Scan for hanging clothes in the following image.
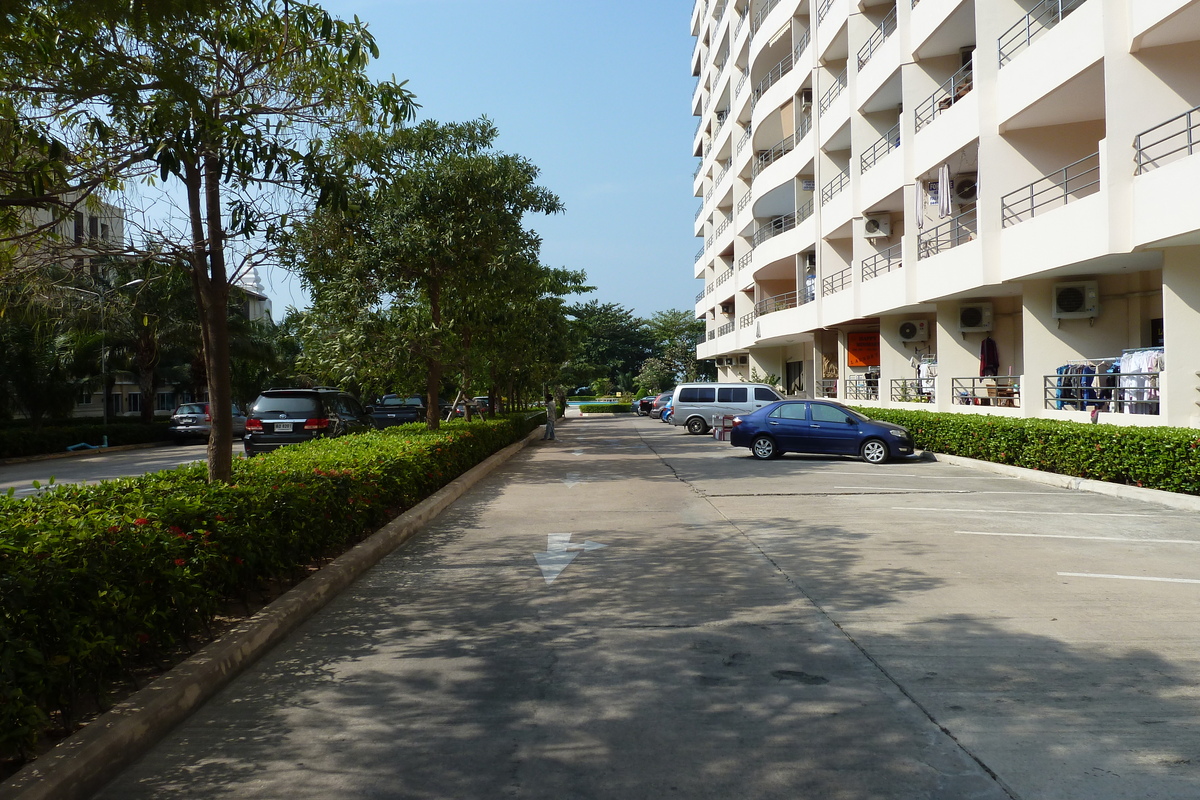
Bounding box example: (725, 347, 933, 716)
(937, 165, 952, 219)
(979, 336, 999, 377)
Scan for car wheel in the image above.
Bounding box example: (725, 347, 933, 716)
(860, 438, 889, 464)
(686, 417, 708, 435)
(751, 435, 778, 460)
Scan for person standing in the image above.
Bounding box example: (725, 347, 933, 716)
(542, 393, 556, 440)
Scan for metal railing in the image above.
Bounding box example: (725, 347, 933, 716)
(753, 128, 802, 177)
(737, 191, 753, 213)
(821, 266, 851, 296)
(715, 267, 733, 287)
(817, 0, 836, 25)
(914, 62, 973, 132)
(1001, 152, 1100, 227)
(736, 126, 752, 155)
(821, 170, 850, 205)
(818, 68, 848, 116)
(738, 251, 753, 270)
(696, 287, 706, 302)
(695, 203, 704, 220)
(751, 0, 781, 32)
(998, 0, 1087, 68)
(695, 246, 705, 263)
(891, 378, 934, 402)
(862, 244, 902, 280)
(861, 123, 900, 173)
(857, 6, 898, 70)
(817, 379, 838, 398)
(752, 211, 799, 246)
(717, 320, 736, 337)
(753, 42, 805, 109)
(917, 206, 977, 259)
(796, 111, 813, 142)
(714, 217, 731, 239)
(754, 289, 801, 316)
(1043, 372, 1160, 414)
(844, 378, 879, 401)
(953, 377, 1021, 407)
(739, 310, 757, 328)
(1135, 104, 1200, 175)
(707, 329, 716, 341)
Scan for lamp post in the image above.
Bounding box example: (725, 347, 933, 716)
(64, 278, 145, 447)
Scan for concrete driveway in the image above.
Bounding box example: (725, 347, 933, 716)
(91, 415, 1200, 799)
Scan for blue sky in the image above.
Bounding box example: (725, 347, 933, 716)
(261, 0, 699, 322)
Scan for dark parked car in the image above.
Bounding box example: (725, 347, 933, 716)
(636, 395, 655, 416)
(729, 400, 913, 463)
(168, 403, 247, 442)
(648, 390, 674, 419)
(244, 387, 374, 456)
(369, 394, 425, 427)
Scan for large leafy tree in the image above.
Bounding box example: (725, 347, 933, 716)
(3, 1, 416, 480)
(289, 119, 577, 428)
(563, 301, 654, 389)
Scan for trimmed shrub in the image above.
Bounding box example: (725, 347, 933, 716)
(578, 403, 632, 413)
(851, 407, 1200, 495)
(0, 414, 541, 759)
(567, 395, 597, 403)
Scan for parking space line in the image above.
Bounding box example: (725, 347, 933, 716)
(1058, 572, 1200, 585)
(900, 506, 1164, 517)
(956, 531, 1200, 546)
(835, 486, 966, 493)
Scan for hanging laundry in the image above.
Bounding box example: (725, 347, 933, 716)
(979, 336, 999, 377)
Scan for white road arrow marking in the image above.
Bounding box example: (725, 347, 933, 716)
(562, 472, 584, 488)
(535, 533, 607, 584)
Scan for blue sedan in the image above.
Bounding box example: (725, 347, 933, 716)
(729, 400, 913, 463)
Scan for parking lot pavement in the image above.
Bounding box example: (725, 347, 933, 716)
(642, 416, 1200, 800)
(96, 416, 1009, 800)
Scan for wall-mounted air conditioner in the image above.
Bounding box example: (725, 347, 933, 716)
(799, 88, 813, 107)
(864, 214, 891, 238)
(720, 302, 733, 315)
(804, 251, 817, 267)
(1053, 281, 1100, 319)
(898, 319, 929, 342)
(738, 355, 749, 365)
(954, 173, 978, 204)
(958, 302, 993, 332)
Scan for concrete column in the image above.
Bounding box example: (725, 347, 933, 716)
(1161, 245, 1200, 427)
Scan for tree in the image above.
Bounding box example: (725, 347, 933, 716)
(564, 301, 654, 388)
(0, 1, 416, 480)
(648, 308, 712, 383)
(288, 119, 577, 428)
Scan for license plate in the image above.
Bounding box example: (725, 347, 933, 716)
(274, 422, 293, 433)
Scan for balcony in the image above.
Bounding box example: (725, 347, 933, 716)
(917, 207, 977, 259)
(751, 199, 815, 246)
(739, 310, 757, 328)
(861, 124, 900, 174)
(717, 320, 736, 337)
(751, 0, 782, 33)
(752, 36, 809, 111)
(752, 128, 803, 178)
(914, 63, 973, 132)
(821, 266, 851, 296)
(820, 170, 850, 205)
(1135, 104, 1200, 175)
(953, 377, 1021, 408)
(818, 68, 848, 117)
(998, 0, 1088, 69)
(891, 378, 934, 403)
(858, 7, 898, 71)
(1001, 152, 1099, 227)
(844, 378, 879, 401)
(862, 243, 902, 280)
(755, 289, 805, 316)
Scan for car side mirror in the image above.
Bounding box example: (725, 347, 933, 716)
(845, 416, 858, 425)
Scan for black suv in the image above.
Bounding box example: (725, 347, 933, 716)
(368, 394, 426, 427)
(244, 387, 374, 456)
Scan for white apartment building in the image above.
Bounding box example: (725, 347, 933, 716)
(690, 0, 1200, 428)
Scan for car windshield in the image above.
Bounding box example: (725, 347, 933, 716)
(252, 395, 322, 416)
(176, 404, 204, 415)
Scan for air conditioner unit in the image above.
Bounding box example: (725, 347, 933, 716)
(804, 251, 817, 267)
(958, 302, 993, 332)
(799, 88, 813, 107)
(954, 173, 978, 203)
(720, 302, 733, 314)
(1053, 281, 1100, 319)
(738, 355, 749, 365)
(898, 319, 929, 342)
(864, 214, 891, 238)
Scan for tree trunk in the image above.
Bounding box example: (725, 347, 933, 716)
(424, 278, 442, 430)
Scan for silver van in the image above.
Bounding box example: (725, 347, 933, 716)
(670, 382, 783, 434)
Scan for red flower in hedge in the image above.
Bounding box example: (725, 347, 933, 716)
(107, 525, 121, 533)
(134, 518, 150, 526)
(168, 525, 185, 535)
(215, 514, 226, 522)
(233, 557, 244, 565)
(136, 633, 150, 644)
(174, 558, 187, 566)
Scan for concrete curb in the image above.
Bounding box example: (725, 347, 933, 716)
(1, 426, 546, 800)
(928, 451, 1200, 512)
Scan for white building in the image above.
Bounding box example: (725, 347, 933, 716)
(691, 0, 1200, 427)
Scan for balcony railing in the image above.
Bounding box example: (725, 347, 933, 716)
(820, 170, 850, 205)
(861, 123, 900, 173)
(818, 68, 848, 116)
(714, 217, 731, 240)
(717, 320, 736, 337)
(998, 0, 1087, 68)
(695, 246, 705, 263)
(752, 211, 798, 246)
(817, 0, 836, 25)
(914, 62, 973, 132)
(753, 129, 802, 177)
(752, 41, 806, 110)
(857, 6, 898, 70)
(817, 379, 838, 398)
(862, 243, 902, 280)
(751, 0, 781, 32)
(696, 287, 706, 302)
(754, 289, 802, 316)
(736, 126, 752, 155)
(917, 207, 977, 259)
(953, 377, 1021, 408)
(1042, 371, 1159, 414)
(1001, 152, 1100, 227)
(739, 310, 757, 328)
(737, 191, 753, 213)
(891, 378, 934, 403)
(821, 266, 851, 296)
(1135, 104, 1200, 175)
(738, 251, 753, 270)
(844, 378, 879, 401)
(715, 267, 733, 287)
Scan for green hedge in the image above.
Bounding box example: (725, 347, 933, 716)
(0, 421, 169, 460)
(578, 403, 632, 413)
(0, 414, 542, 759)
(850, 407, 1200, 495)
(567, 395, 597, 402)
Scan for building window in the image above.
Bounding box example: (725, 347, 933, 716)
(127, 392, 142, 412)
(78, 390, 94, 404)
(156, 392, 176, 411)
